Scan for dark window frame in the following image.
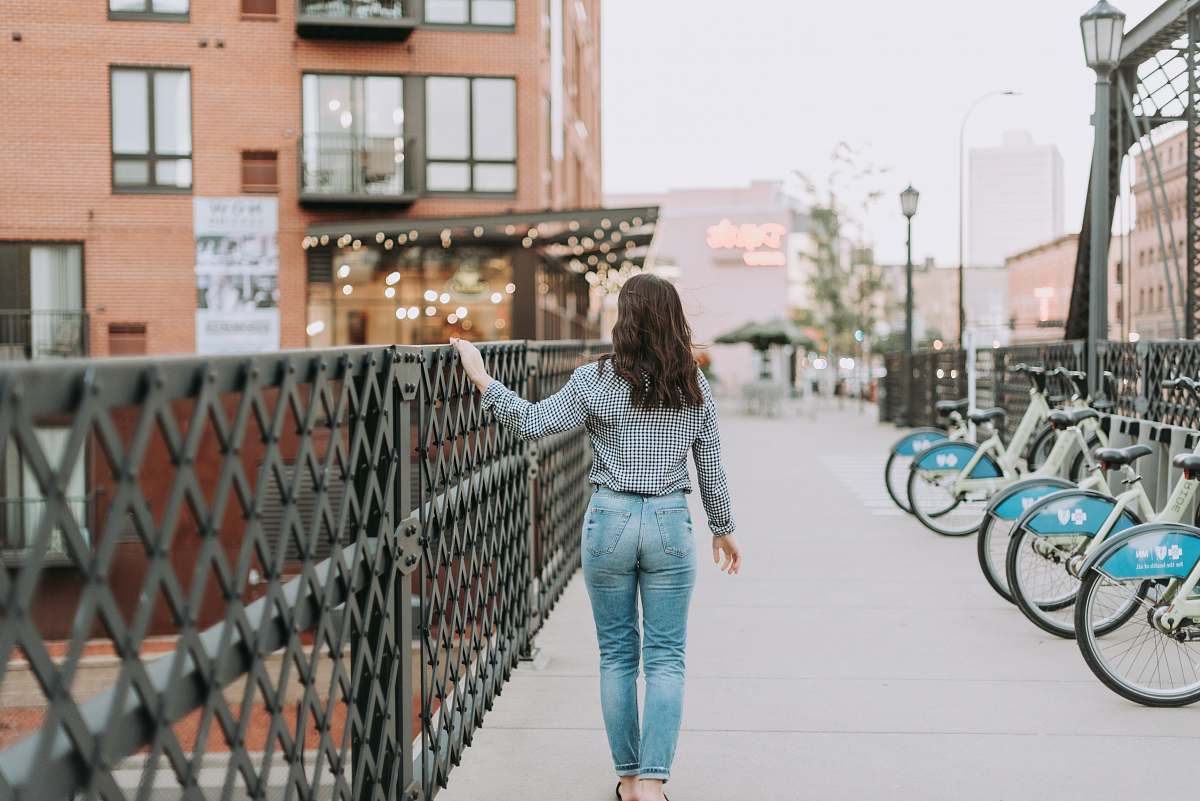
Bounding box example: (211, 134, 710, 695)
(299, 72, 413, 200)
(242, 0, 278, 16)
(107, 0, 190, 22)
(242, 150, 280, 193)
(422, 0, 515, 28)
(424, 74, 517, 197)
(109, 65, 194, 195)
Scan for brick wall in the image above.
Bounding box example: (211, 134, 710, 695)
(0, 0, 601, 355)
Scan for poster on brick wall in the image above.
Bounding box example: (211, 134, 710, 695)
(194, 197, 280, 354)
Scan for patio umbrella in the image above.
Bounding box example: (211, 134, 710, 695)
(714, 318, 813, 378)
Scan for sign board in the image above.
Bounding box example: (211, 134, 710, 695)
(194, 197, 280, 354)
(705, 219, 787, 266)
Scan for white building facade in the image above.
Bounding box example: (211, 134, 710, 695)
(968, 130, 1065, 268)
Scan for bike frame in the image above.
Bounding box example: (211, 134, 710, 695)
(951, 388, 1086, 495)
(1031, 446, 1200, 578)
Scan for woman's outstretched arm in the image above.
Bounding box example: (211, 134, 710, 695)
(451, 337, 588, 440)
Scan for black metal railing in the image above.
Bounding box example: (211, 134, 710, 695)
(299, 0, 407, 19)
(0, 339, 601, 801)
(0, 309, 88, 360)
(300, 134, 412, 200)
(880, 339, 1200, 432)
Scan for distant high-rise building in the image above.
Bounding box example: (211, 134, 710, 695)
(968, 130, 1065, 267)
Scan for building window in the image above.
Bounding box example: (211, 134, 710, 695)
(241, 0, 277, 14)
(2, 430, 89, 562)
(108, 0, 189, 19)
(424, 0, 514, 25)
(0, 243, 86, 360)
(242, 151, 279, 193)
(108, 322, 147, 355)
(301, 74, 406, 197)
(111, 67, 192, 192)
(425, 76, 516, 193)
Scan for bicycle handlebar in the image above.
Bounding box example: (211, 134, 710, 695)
(1163, 376, 1200, 397)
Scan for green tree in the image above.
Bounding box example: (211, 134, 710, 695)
(789, 143, 890, 354)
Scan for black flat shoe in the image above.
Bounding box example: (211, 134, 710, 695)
(614, 783, 623, 801)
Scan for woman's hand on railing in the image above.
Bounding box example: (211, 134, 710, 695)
(712, 534, 741, 575)
(450, 337, 494, 394)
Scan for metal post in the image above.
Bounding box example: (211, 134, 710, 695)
(1088, 72, 1111, 397)
(905, 216, 914, 355)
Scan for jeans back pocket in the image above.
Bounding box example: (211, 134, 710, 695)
(584, 507, 632, 556)
(656, 507, 693, 558)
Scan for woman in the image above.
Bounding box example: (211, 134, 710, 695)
(451, 273, 741, 801)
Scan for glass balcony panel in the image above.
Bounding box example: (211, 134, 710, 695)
(299, 0, 406, 20)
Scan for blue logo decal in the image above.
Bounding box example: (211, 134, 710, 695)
(894, 431, 947, 456)
(1099, 530, 1200, 581)
(1024, 494, 1136, 538)
(993, 482, 1071, 521)
(914, 443, 1001, 478)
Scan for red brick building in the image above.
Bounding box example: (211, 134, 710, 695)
(0, 0, 619, 358)
(0, 0, 660, 632)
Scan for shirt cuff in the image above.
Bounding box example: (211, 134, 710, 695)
(710, 520, 736, 537)
(480, 379, 509, 410)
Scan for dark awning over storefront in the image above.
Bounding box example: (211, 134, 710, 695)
(302, 205, 659, 291)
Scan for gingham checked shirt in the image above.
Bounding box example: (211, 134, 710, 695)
(481, 360, 736, 536)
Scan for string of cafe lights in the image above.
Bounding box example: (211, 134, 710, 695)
(300, 210, 656, 296)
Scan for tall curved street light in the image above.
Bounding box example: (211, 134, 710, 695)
(958, 89, 1020, 345)
(901, 184, 920, 354)
(1081, 0, 1125, 396)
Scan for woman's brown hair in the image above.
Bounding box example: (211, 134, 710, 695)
(598, 273, 703, 410)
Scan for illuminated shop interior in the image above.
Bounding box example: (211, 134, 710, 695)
(303, 207, 658, 345)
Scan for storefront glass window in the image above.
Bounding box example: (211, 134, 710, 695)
(306, 245, 515, 346)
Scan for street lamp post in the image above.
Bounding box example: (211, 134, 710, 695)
(901, 185, 920, 355)
(1081, 0, 1125, 397)
(958, 89, 1019, 346)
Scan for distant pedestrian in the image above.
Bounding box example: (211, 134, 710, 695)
(452, 273, 741, 801)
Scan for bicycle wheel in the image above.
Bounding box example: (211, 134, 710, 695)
(1067, 433, 1104, 482)
(1026, 424, 1056, 473)
(884, 450, 914, 514)
(907, 467, 987, 536)
(977, 512, 1016, 603)
(1076, 570, 1200, 706)
(1006, 524, 1085, 638)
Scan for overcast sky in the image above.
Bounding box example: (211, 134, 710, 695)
(600, 0, 1164, 266)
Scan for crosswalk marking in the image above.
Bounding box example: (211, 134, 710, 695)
(823, 455, 908, 517)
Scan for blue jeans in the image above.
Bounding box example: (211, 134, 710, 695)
(581, 486, 696, 782)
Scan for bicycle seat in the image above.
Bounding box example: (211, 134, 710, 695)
(1172, 453, 1200, 479)
(935, 399, 969, 417)
(1093, 444, 1153, 470)
(1047, 407, 1099, 430)
(968, 407, 1006, 426)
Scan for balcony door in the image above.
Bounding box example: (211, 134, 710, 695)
(301, 74, 406, 197)
(0, 243, 83, 360)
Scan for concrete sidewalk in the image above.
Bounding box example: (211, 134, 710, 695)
(437, 403, 1198, 801)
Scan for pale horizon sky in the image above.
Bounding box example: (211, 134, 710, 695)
(600, 0, 1164, 267)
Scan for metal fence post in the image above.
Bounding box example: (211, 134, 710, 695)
(395, 347, 421, 801)
(520, 344, 541, 663)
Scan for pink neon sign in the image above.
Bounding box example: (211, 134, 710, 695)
(705, 219, 787, 266)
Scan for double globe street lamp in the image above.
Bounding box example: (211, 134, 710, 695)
(900, 184, 920, 355)
(1080, 0, 1125, 397)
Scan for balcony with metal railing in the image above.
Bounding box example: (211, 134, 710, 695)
(299, 133, 417, 205)
(0, 309, 88, 360)
(296, 0, 417, 40)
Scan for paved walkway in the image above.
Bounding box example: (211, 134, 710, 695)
(438, 402, 1198, 801)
